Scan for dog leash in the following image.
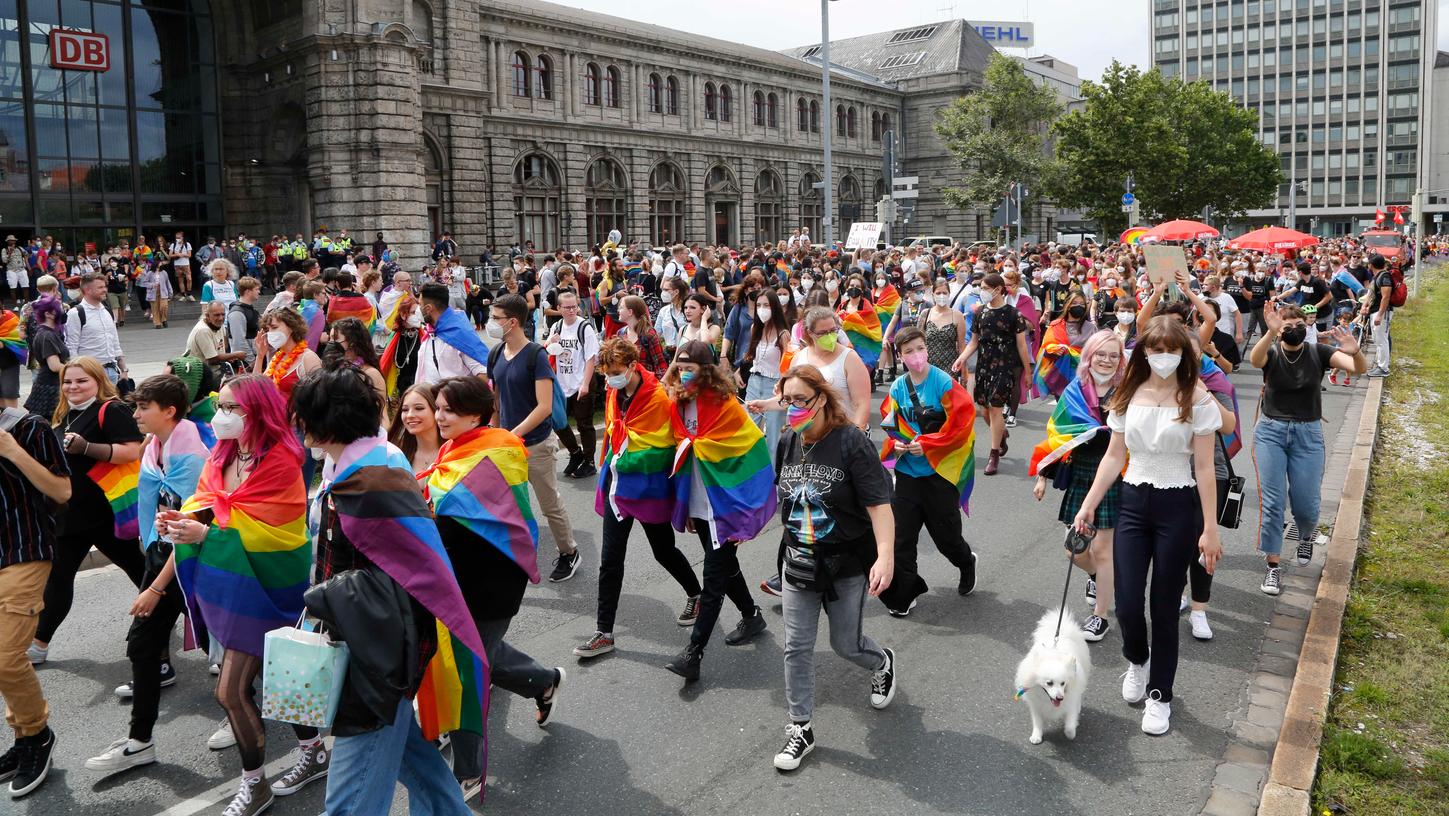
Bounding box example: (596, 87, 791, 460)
(1052, 548, 1075, 643)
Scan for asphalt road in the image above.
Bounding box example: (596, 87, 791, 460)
(12, 321, 1367, 816)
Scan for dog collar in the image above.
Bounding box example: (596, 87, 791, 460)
(1014, 687, 1027, 700)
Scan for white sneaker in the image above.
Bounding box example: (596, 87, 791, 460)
(84, 738, 157, 772)
(459, 776, 483, 803)
(25, 643, 46, 665)
(1179, 595, 1189, 613)
(207, 719, 236, 751)
(1121, 661, 1148, 703)
(209, 663, 221, 676)
(1189, 610, 1213, 641)
(1141, 691, 1172, 735)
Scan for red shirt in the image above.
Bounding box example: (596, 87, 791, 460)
(264, 242, 279, 264)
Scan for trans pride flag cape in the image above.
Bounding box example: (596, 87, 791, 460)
(1200, 355, 1242, 459)
(424, 426, 540, 584)
(879, 375, 977, 514)
(1033, 320, 1081, 398)
(87, 401, 140, 540)
(321, 437, 489, 742)
(596, 365, 676, 525)
(0, 310, 27, 365)
(433, 307, 492, 370)
(298, 298, 326, 352)
(1028, 376, 1108, 477)
(137, 419, 209, 549)
(839, 306, 883, 368)
(669, 389, 776, 545)
(326, 291, 377, 333)
(177, 445, 310, 657)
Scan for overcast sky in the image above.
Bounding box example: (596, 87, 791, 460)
(555, 0, 1449, 83)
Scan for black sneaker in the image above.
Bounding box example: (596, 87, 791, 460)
(572, 459, 597, 479)
(870, 648, 898, 709)
(549, 549, 582, 583)
(0, 744, 17, 783)
(724, 608, 767, 645)
(1084, 577, 1097, 606)
(664, 645, 702, 683)
(562, 451, 582, 478)
(958, 552, 978, 596)
(8, 727, 55, 798)
(535, 668, 565, 728)
(772, 722, 815, 771)
(1081, 614, 1110, 642)
(1296, 538, 1314, 566)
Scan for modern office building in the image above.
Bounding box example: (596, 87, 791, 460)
(1150, 0, 1437, 236)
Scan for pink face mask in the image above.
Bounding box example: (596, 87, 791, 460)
(902, 350, 929, 374)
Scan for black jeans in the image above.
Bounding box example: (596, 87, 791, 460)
(879, 472, 973, 612)
(687, 519, 756, 652)
(1114, 482, 1202, 702)
(127, 543, 186, 742)
(596, 513, 701, 634)
(555, 389, 597, 460)
(36, 529, 147, 643)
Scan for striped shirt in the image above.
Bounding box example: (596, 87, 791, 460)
(0, 413, 70, 568)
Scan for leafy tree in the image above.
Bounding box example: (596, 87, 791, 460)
(1049, 61, 1282, 234)
(934, 53, 1062, 215)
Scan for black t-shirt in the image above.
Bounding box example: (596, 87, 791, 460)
(56, 399, 144, 537)
(1297, 277, 1332, 318)
(1369, 270, 1395, 314)
(1261, 343, 1335, 422)
(1210, 328, 1241, 369)
(437, 516, 527, 621)
(1244, 278, 1273, 309)
(776, 425, 892, 567)
(1222, 278, 1251, 312)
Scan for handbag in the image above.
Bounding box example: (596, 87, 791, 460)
(261, 614, 351, 729)
(1217, 435, 1246, 529)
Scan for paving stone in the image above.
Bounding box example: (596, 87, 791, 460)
(1202, 786, 1261, 816)
(1248, 685, 1288, 710)
(1222, 742, 1271, 768)
(1213, 761, 1268, 796)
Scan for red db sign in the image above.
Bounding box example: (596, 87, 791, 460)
(49, 29, 110, 72)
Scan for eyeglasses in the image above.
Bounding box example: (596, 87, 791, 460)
(780, 393, 818, 409)
(216, 402, 245, 415)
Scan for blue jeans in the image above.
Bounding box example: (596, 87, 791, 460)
(325, 698, 469, 816)
(1253, 417, 1325, 557)
(745, 372, 782, 468)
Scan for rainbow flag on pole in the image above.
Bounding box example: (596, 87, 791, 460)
(880, 377, 977, 514)
(0, 310, 27, 365)
(1028, 377, 1108, 477)
(425, 426, 540, 584)
(1033, 320, 1081, 398)
(596, 366, 676, 525)
(839, 306, 883, 368)
(669, 390, 776, 544)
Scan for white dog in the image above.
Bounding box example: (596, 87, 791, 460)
(1013, 609, 1092, 744)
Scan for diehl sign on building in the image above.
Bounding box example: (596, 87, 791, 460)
(968, 21, 1035, 49)
(48, 29, 110, 72)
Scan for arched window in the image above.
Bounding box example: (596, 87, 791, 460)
(583, 63, 601, 106)
(704, 82, 718, 120)
(649, 162, 686, 246)
(586, 158, 628, 248)
(755, 170, 784, 244)
(410, 0, 434, 44)
(835, 105, 845, 136)
(424, 135, 445, 241)
(797, 98, 809, 132)
(647, 73, 662, 113)
(753, 91, 766, 126)
(800, 172, 822, 239)
(719, 84, 732, 122)
(665, 76, 680, 115)
(847, 107, 857, 138)
(514, 152, 561, 250)
(809, 100, 820, 132)
(881, 112, 891, 137)
(839, 175, 862, 235)
(767, 93, 779, 128)
(605, 66, 621, 108)
(871, 111, 881, 141)
(706, 164, 738, 193)
(533, 54, 553, 100)
(511, 51, 530, 97)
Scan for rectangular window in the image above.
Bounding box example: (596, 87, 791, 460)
(1329, 152, 1342, 169)
(1232, 27, 1244, 45)
(1312, 99, 1325, 115)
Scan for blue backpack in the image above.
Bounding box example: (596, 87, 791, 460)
(489, 341, 568, 431)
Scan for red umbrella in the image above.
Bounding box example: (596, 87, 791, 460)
(1225, 226, 1319, 252)
(1143, 219, 1220, 241)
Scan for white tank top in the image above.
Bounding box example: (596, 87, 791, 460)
(792, 347, 856, 418)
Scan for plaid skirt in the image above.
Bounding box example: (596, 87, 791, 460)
(1056, 450, 1121, 530)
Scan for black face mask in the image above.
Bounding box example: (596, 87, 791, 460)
(1067, 305, 1087, 320)
(847, 287, 863, 299)
(321, 341, 344, 359)
(1280, 325, 1307, 346)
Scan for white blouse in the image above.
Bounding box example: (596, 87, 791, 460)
(1108, 396, 1223, 489)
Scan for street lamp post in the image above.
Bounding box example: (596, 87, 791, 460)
(821, 0, 835, 247)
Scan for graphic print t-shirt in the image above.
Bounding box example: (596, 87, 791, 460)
(776, 425, 892, 568)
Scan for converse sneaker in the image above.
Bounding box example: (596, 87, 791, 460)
(84, 738, 157, 773)
(1080, 615, 1110, 642)
(116, 661, 178, 699)
(1004, 413, 1018, 429)
(724, 608, 767, 645)
(1296, 537, 1314, 566)
(271, 741, 328, 796)
(221, 774, 273, 816)
(7, 727, 55, 797)
(760, 574, 783, 597)
(1189, 610, 1214, 641)
(549, 549, 582, 582)
(1084, 577, 1097, 606)
(572, 632, 615, 659)
(207, 719, 237, 751)
(676, 595, 701, 626)
(24, 643, 45, 666)
(1260, 564, 1283, 596)
(870, 648, 898, 709)
(772, 722, 816, 771)
(1141, 690, 1172, 735)
(1121, 661, 1148, 704)
(535, 669, 565, 728)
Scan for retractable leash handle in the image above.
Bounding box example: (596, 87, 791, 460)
(1054, 525, 1095, 641)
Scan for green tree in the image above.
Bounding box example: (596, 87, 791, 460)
(1049, 61, 1282, 234)
(934, 53, 1062, 216)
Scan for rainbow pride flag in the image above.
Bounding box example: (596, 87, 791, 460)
(669, 390, 776, 544)
(326, 291, 377, 333)
(774, 259, 792, 281)
(425, 426, 540, 584)
(1033, 320, 1081, 398)
(378, 330, 410, 399)
(839, 306, 883, 368)
(177, 445, 310, 657)
(88, 458, 141, 541)
(137, 419, 209, 549)
(0, 311, 27, 365)
(596, 366, 676, 525)
(1200, 355, 1242, 459)
(377, 289, 408, 333)
(321, 437, 488, 741)
(1028, 377, 1108, 477)
(879, 377, 977, 514)
(298, 298, 326, 351)
(873, 285, 901, 332)
(189, 393, 218, 449)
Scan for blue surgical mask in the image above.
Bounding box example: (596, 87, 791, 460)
(679, 370, 698, 387)
(605, 372, 630, 390)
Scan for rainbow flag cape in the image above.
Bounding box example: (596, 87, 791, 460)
(298, 299, 326, 352)
(377, 289, 408, 332)
(1033, 320, 1081, 398)
(1028, 377, 1107, 477)
(774, 259, 792, 281)
(839, 306, 883, 368)
(424, 426, 540, 584)
(177, 445, 310, 657)
(0, 310, 27, 365)
(879, 375, 977, 514)
(669, 390, 776, 544)
(1200, 355, 1242, 459)
(189, 393, 218, 449)
(88, 458, 141, 541)
(138, 419, 209, 549)
(320, 437, 488, 742)
(378, 330, 409, 399)
(873, 285, 900, 332)
(596, 365, 676, 525)
(433, 306, 491, 370)
(326, 291, 377, 333)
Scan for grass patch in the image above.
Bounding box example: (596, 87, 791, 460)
(1313, 262, 1449, 816)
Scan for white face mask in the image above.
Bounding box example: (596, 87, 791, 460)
(605, 372, 631, 390)
(1090, 369, 1116, 386)
(825, 280, 839, 293)
(1147, 352, 1182, 379)
(485, 321, 506, 339)
(406, 311, 424, 329)
(755, 307, 772, 323)
(212, 411, 245, 440)
(1103, 279, 1117, 289)
(801, 277, 814, 288)
(1116, 312, 1136, 325)
(933, 294, 949, 307)
(265, 329, 288, 349)
(875, 278, 886, 288)
(69, 395, 97, 411)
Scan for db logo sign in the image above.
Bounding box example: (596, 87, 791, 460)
(49, 29, 110, 72)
